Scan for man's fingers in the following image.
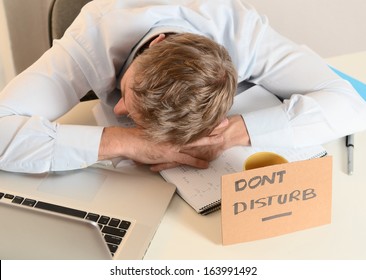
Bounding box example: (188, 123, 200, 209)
(184, 134, 224, 148)
(150, 162, 180, 172)
(182, 119, 228, 149)
(150, 151, 209, 172)
(176, 152, 209, 168)
(162, 151, 210, 170)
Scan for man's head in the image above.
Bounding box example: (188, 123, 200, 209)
(115, 33, 237, 145)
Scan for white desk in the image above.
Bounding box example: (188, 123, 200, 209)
(60, 51, 366, 260)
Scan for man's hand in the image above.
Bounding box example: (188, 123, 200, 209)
(150, 115, 251, 171)
(98, 126, 217, 169)
(99, 115, 250, 172)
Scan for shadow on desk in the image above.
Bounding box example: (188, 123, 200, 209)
(169, 194, 223, 245)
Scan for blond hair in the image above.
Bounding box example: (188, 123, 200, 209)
(131, 33, 237, 145)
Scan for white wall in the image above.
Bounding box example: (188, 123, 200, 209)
(247, 0, 366, 57)
(0, 0, 15, 91)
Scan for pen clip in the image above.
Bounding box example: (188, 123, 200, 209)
(346, 135, 354, 147)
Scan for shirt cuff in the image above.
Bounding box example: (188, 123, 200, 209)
(52, 124, 104, 171)
(243, 105, 295, 147)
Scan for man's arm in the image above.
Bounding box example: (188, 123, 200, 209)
(156, 26, 366, 167)
(99, 126, 225, 169)
(0, 41, 102, 173)
(241, 26, 366, 148)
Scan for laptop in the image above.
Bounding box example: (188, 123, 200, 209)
(0, 163, 176, 260)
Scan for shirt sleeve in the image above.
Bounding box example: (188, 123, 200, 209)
(241, 25, 366, 148)
(0, 26, 103, 173)
(0, 115, 103, 173)
(0, 0, 156, 174)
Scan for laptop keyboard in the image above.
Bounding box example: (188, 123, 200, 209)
(0, 191, 131, 257)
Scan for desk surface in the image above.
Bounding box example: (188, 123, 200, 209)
(59, 51, 366, 260)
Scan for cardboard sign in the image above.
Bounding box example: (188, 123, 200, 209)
(221, 157, 332, 245)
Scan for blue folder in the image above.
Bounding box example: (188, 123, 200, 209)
(330, 66, 366, 101)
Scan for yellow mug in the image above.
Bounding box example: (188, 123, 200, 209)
(244, 152, 288, 170)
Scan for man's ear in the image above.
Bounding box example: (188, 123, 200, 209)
(149, 34, 166, 47)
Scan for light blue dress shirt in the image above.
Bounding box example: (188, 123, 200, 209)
(0, 0, 365, 173)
